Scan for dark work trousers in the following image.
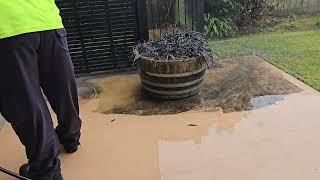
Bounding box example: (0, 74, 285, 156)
(0, 29, 81, 180)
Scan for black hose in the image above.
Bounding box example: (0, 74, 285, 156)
(0, 166, 31, 180)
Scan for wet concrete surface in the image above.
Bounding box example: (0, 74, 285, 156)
(1, 56, 319, 180)
(1, 92, 320, 180)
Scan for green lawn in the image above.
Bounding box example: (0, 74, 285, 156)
(210, 16, 320, 91)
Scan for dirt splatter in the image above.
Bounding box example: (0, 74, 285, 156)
(199, 56, 301, 112)
(90, 56, 301, 115)
(0, 115, 5, 131)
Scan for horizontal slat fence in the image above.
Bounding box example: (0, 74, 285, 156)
(56, 0, 139, 75)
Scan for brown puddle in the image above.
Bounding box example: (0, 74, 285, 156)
(1, 93, 320, 180)
(91, 56, 301, 115)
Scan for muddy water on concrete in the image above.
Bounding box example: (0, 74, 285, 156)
(157, 94, 320, 180)
(250, 95, 285, 109)
(1, 93, 320, 180)
(91, 56, 301, 115)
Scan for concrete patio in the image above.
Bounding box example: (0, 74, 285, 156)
(1, 58, 320, 180)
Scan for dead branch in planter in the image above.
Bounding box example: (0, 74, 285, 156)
(133, 31, 217, 68)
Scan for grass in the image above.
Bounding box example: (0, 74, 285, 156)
(210, 15, 320, 91)
(274, 15, 320, 31)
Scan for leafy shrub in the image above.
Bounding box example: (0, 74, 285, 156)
(276, 14, 300, 31)
(287, 13, 298, 20)
(204, 14, 238, 38)
(204, 0, 241, 20)
(204, 0, 283, 28)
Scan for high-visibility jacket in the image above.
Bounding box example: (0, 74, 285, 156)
(0, 0, 63, 39)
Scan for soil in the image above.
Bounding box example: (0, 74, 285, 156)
(90, 56, 301, 115)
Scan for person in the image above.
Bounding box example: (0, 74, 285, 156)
(0, 1, 82, 179)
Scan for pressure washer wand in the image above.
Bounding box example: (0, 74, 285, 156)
(0, 166, 31, 180)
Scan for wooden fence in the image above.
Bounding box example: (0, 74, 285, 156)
(146, 0, 204, 39)
(273, 0, 320, 15)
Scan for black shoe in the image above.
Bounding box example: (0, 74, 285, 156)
(55, 128, 80, 154)
(63, 143, 79, 154)
(19, 163, 64, 180)
(19, 164, 31, 178)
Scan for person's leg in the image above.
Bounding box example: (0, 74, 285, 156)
(0, 33, 62, 180)
(38, 29, 81, 152)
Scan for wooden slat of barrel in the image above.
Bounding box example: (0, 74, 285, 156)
(138, 68, 206, 84)
(142, 87, 202, 100)
(142, 66, 206, 78)
(142, 80, 204, 95)
(141, 76, 204, 88)
(136, 57, 204, 74)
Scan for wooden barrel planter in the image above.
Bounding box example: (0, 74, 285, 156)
(136, 56, 207, 100)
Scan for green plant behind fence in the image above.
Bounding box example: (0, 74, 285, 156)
(204, 0, 283, 27)
(204, 14, 238, 37)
